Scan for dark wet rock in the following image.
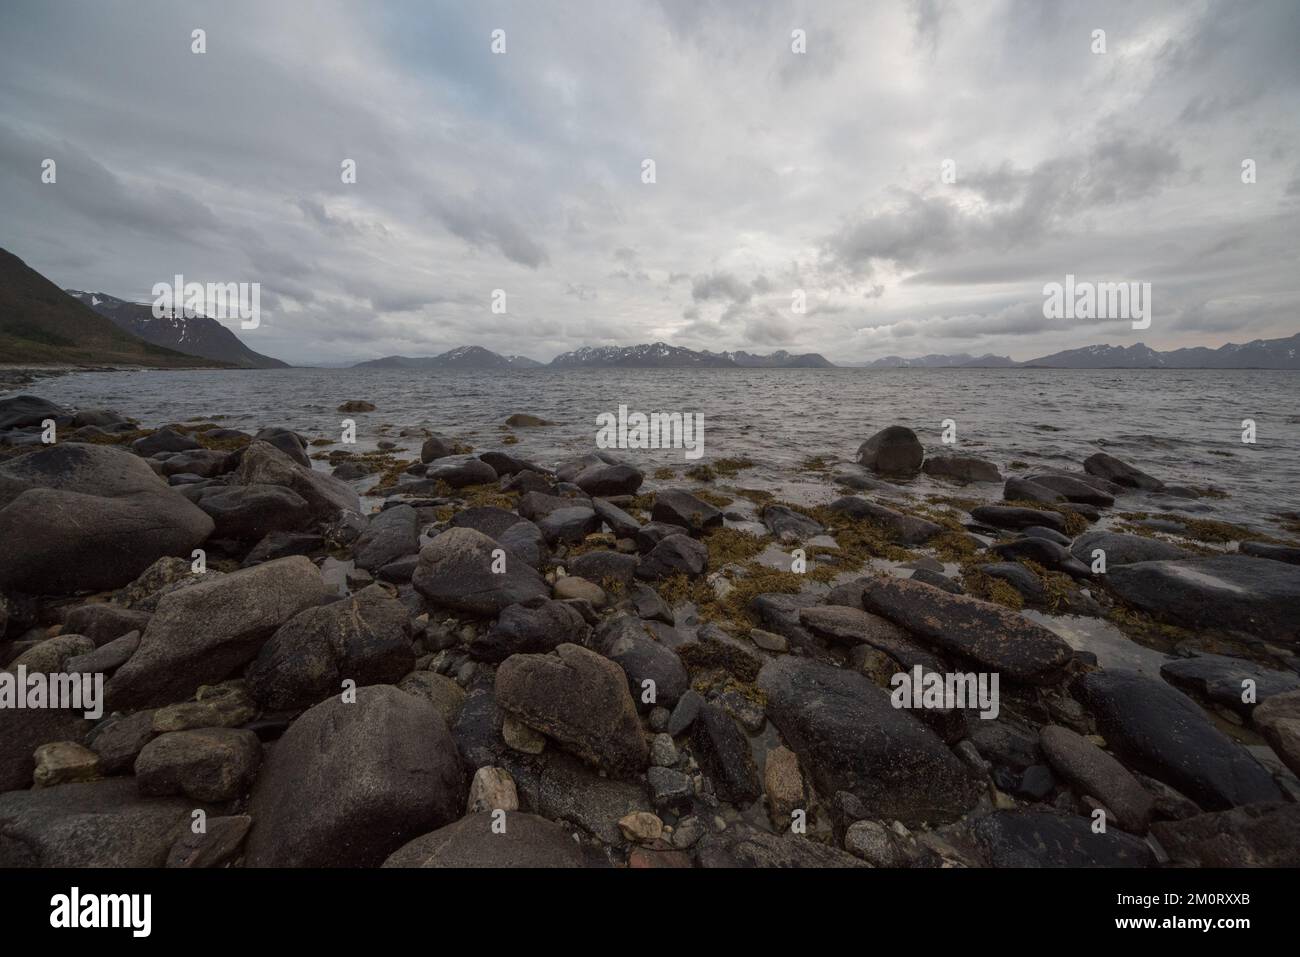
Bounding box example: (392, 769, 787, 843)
(1077, 669, 1283, 810)
(536, 753, 651, 844)
(1107, 555, 1300, 642)
(860, 577, 1073, 683)
(252, 427, 311, 468)
(0, 394, 67, 430)
(1004, 476, 1065, 505)
(133, 427, 201, 456)
(247, 584, 414, 710)
(135, 728, 262, 802)
(0, 443, 215, 593)
(969, 505, 1067, 534)
(634, 521, 682, 551)
(157, 448, 234, 478)
(1026, 473, 1115, 506)
(573, 462, 643, 496)
(517, 490, 585, 522)
(1151, 803, 1300, 867)
(398, 671, 467, 728)
(647, 766, 693, 810)
(166, 814, 252, 868)
(384, 811, 584, 867)
(498, 519, 545, 568)
(195, 483, 312, 542)
(353, 503, 419, 571)
(478, 450, 547, 476)
(908, 568, 964, 594)
(1070, 530, 1190, 567)
(238, 440, 359, 519)
(1039, 725, 1154, 833)
(636, 533, 708, 580)
(748, 591, 836, 660)
(628, 582, 674, 624)
(799, 604, 909, 646)
(922, 454, 1002, 483)
(692, 704, 761, 804)
(242, 530, 322, 566)
(62, 603, 152, 647)
(426, 455, 497, 488)
(106, 556, 334, 710)
(758, 657, 981, 826)
(969, 810, 1154, 867)
(569, 549, 639, 586)
(377, 554, 418, 583)
(1023, 525, 1072, 546)
(412, 527, 549, 615)
(1253, 691, 1300, 779)
(495, 643, 648, 775)
(856, 425, 923, 476)
(502, 469, 552, 494)
(419, 433, 455, 462)
(681, 622, 764, 681)
(593, 497, 641, 537)
(0, 708, 94, 792)
(469, 599, 590, 662)
(1159, 654, 1300, 718)
(1083, 452, 1163, 490)
(697, 823, 866, 868)
(830, 469, 901, 494)
(86, 710, 158, 775)
(762, 504, 824, 539)
(826, 497, 942, 544)
(450, 505, 522, 540)
(244, 685, 464, 867)
(991, 536, 1091, 578)
(537, 505, 601, 545)
(0, 778, 198, 867)
(979, 563, 1046, 602)
(594, 615, 689, 710)
(1240, 541, 1300, 566)
(666, 689, 704, 736)
(505, 413, 552, 428)
(652, 488, 723, 534)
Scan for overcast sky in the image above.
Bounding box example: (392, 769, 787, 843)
(1, 0, 1297, 365)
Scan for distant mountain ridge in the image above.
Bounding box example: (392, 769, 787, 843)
(0, 249, 228, 368)
(842, 335, 1300, 369)
(67, 290, 288, 369)
(353, 346, 542, 370)
(351, 342, 835, 370)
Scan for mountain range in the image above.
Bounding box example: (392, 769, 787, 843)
(353, 346, 542, 370)
(66, 290, 287, 369)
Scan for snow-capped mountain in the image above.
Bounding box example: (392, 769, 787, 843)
(847, 353, 1017, 368)
(66, 290, 288, 369)
(550, 342, 833, 368)
(1022, 335, 1300, 368)
(353, 345, 542, 370)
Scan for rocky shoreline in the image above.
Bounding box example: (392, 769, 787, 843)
(1, 391, 1298, 868)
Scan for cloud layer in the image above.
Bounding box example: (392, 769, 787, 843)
(0, 0, 1296, 364)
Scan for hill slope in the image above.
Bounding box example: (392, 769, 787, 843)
(67, 290, 288, 369)
(0, 249, 228, 367)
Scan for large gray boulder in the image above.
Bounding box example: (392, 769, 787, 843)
(244, 685, 465, 867)
(856, 426, 923, 476)
(922, 454, 1001, 483)
(247, 584, 414, 710)
(1070, 530, 1191, 567)
(106, 556, 333, 710)
(0, 394, 67, 431)
(1083, 452, 1163, 490)
(353, 504, 419, 571)
(0, 443, 214, 593)
(412, 527, 549, 615)
(194, 483, 312, 541)
(468, 599, 591, 663)
(827, 497, 943, 545)
(495, 643, 649, 776)
(1108, 555, 1300, 642)
(860, 577, 1073, 684)
(758, 657, 980, 826)
(237, 440, 360, 519)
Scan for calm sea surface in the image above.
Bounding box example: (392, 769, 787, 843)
(15, 367, 1300, 535)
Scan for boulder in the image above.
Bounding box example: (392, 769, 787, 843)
(0, 394, 67, 430)
(652, 489, 723, 534)
(468, 599, 591, 662)
(856, 426, 923, 476)
(922, 454, 1002, 483)
(969, 505, 1067, 534)
(1070, 530, 1191, 567)
(1083, 452, 1163, 490)
(412, 527, 549, 615)
(244, 685, 465, 867)
(1077, 669, 1283, 810)
(860, 577, 1073, 683)
(1107, 555, 1300, 642)
(1159, 654, 1300, 718)
(758, 657, 981, 826)
(1151, 803, 1300, 867)
(195, 483, 312, 541)
(0, 708, 94, 792)
(635, 533, 708, 580)
(1038, 725, 1154, 833)
(426, 455, 498, 488)
(762, 505, 824, 539)
(384, 811, 584, 867)
(827, 497, 942, 545)
(593, 498, 641, 537)
(133, 428, 200, 456)
(420, 433, 455, 463)
(537, 505, 601, 545)
(593, 615, 690, 710)
(237, 440, 359, 519)
(1025, 473, 1115, 506)
(450, 505, 522, 540)
(573, 463, 643, 496)
(252, 427, 311, 468)
(495, 644, 648, 776)
(0, 443, 214, 593)
(353, 504, 419, 571)
(991, 537, 1091, 578)
(969, 810, 1154, 867)
(247, 584, 415, 710)
(1240, 541, 1300, 566)
(692, 704, 761, 804)
(106, 556, 333, 710)
(134, 728, 262, 802)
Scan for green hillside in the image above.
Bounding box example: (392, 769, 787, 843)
(0, 248, 231, 367)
